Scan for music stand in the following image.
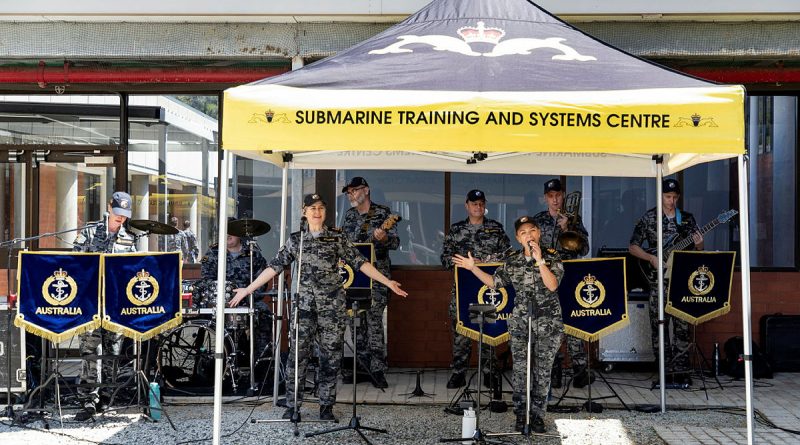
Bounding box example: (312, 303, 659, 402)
(440, 304, 516, 444)
(306, 295, 388, 444)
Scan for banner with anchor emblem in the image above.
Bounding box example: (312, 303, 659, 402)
(15, 252, 102, 343)
(455, 263, 516, 346)
(558, 258, 629, 342)
(102, 252, 182, 341)
(666, 251, 736, 325)
(342, 243, 373, 312)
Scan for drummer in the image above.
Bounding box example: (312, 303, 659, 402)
(198, 217, 271, 361)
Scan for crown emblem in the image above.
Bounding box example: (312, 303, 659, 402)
(691, 113, 701, 126)
(312, 194, 320, 199)
(457, 21, 506, 45)
(136, 269, 151, 280)
(265, 109, 274, 123)
(583, 274, 597, 285)
(53, 268, 68, 280)
(697, 265, 709, 274)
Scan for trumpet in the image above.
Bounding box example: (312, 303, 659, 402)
(557, 191, 586, 253)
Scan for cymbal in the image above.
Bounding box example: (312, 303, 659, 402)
(228, 218, 271, 237)
(129, 219, 180, 235)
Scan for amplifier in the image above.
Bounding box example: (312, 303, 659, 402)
(760, 314, 800, 372)
(599, 301, 655, 363)
(0, 305, 27, 393)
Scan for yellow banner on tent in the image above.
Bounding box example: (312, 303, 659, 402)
(223, 85, 745, 154)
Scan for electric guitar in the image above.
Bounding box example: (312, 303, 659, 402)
(638, 209, 738, 282)
(365, 213, 402, 241)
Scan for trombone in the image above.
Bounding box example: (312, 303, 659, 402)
(557, 191, 586, 253)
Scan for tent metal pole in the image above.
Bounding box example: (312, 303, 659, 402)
(212, 149, 231, 445)
(656, 160, 666, 413)
(737, 154, 755, 445)
(273, 166, 289, 406)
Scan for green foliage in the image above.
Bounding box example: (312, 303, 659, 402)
(173, 95, 219, 119)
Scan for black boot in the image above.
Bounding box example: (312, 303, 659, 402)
(530, 414, 546, 433)
(74, 405, 96, 422)
(319, 405, 337, 422)
(447, 372, 466, 389)
(371, 371, 389, 389)
(550, 364, 563, 389)
(514, 413, 526, 432)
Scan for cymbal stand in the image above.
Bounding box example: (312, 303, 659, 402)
(246, 235, 258, 396)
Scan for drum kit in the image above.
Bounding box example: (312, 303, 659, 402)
(128, 217, 275, 394)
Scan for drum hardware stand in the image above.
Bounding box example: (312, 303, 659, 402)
(441, 304, 518, 444)
(668, 324, 722, 399)
(108, 340, 176, 429)
(306, 297, 388, 444)
(551, 339, 629, 413)
(16, 342, 78, 428)
(246, 237, 258, 397)
(400, 370, 435, 399)
(251, 218, 331, 436)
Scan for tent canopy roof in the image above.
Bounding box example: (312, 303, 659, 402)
(223, 0, 745, 176)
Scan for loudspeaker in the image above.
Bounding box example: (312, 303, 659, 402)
(599, 301, 655, 363)
(0, 305, 27, 393)
(596, 247, 651, 295)
(760, 314, 800, 372)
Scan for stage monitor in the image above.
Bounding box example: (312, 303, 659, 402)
(596, 247, 650, 299)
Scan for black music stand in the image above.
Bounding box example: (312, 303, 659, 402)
(306, 296, 388, 444)
(440, 304, 516, 444)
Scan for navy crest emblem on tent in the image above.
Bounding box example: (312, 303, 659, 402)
(369, 21, 596, 60)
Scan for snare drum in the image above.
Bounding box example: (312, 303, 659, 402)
(156, 319, 240, 389)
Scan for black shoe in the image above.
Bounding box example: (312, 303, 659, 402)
(573, 369, 595, 389)
(282, 407, 297, 420)
(371, 371, 389, 389)
(551, 366, 563, 389)
(514, 413, 526, 432)
(75, 406, 96, 422)
(447, 372, 466, 389)
(341, 368, 354, 383)
(675, 373, 693, 386)
(319, 405, 337, 422)
(531, 415, 546, 433)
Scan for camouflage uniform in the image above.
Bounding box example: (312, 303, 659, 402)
(441, 218, 511, 374)
(198, 243, 271, 361)
(533, 211, 589, 374)
(72, 221, 136, 409)
(183, 228, 199, 263)
(341, 202, 399, 374)
(166, 231, 187, 256)
(493, 249, 564, 420)
(630, 207, 698, 371)
(269, 227, 367, 409)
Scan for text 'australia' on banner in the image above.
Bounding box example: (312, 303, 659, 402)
(666, 251, 736, 325)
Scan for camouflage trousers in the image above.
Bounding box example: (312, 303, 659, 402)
(449, 288, 491, 375)
(554, 334, 587, 373)
(649, 284, 690, 371)
(355, 283, 389, 373)
(507, 308, 563, 419)
(252, 300, 273, 363)
(78, 328, 124, 408)
(285, 304, 346, 408)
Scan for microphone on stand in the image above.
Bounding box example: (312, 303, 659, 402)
(300, 216, 308, 232)
(103, 211, 110, 238)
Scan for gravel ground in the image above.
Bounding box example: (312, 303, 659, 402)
(0, 402, 748, 445)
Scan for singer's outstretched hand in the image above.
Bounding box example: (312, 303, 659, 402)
(452, 252, 476, 271)
(387, 280, 408, 297)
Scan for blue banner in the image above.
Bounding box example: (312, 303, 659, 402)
(15, 252, 102, 343)
(455, 263, 516, 347)
(340, 243, 374, 290)
(102, 252, 182, 341)
(666, 251, 736, 325)
(559, 258, 629, 342)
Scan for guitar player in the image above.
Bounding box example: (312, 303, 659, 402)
(341, 176, 401, 388)
(629, 178, 703, 381)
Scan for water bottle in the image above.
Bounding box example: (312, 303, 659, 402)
(712, 342, 720, 377)
(149, 381, 162, 420)
(461, 407, 476, 444)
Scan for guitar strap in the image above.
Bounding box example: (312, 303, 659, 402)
(675, 208, 682, 226)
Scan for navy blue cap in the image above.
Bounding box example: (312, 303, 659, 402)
(110, 191, 132, 218)
(514, 215, 538, 232)
(544, 178, 562, 194)
(341, 177, 369, 193)
(663, 179, 681, 194)
(466, 189, 486, 202)
(303, 193, 327, 207)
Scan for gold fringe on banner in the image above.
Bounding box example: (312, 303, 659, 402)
(101, 313, 183, 342)
(455, 322, 509, 347)
(563, 315, 630, 343)
(666, 302, 731, 326)
(14, 313, 102, 344)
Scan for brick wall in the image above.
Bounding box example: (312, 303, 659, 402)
(388, 268, 800, 368)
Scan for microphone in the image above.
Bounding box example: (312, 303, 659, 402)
(300, 216, 308, 231)
(103, 212, 110, 238)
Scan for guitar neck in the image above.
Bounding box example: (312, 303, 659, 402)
(668, 219, 721, 253)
